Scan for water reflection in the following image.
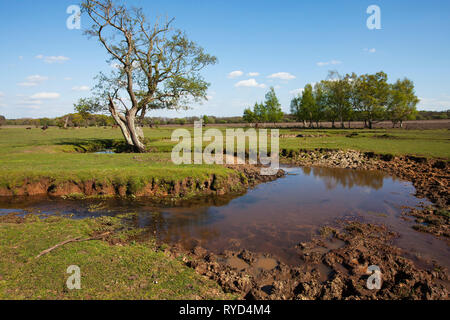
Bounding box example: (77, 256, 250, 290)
(301, 167, 386, 190)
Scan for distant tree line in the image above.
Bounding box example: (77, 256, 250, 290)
(290, 71, 421, 128)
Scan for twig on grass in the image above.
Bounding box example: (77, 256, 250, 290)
(35, 232, 111, 258)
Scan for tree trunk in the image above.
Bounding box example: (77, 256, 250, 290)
(368, 119, 373, 129)
(400, 120, 403, 128)
(108, 99, 146, 153)
(126, 111, 146, 153)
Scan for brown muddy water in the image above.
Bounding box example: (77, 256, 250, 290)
(1, 166, 449, 270)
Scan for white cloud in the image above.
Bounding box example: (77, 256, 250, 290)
(72, 85, 90, 92)
(64, 77, 72, 81)
(0, 92, 4, 97)
(247, 72, 260, 77)
(289, 88, 304, 96)
(30, 92, 60, 100)
(228, 70, 244, 79)
(26, 105, 41, 110)
(364, 48, 376, 53)
(235, 78, 266, 88)
(20, 100, 43, 105)
(27, 75, 48, 82)
(18, 75, 48, 87)
(418, 97, 450, 110)
(317, 60, 342, 67)
(36, 54, 70, 64)
(18, 82, 38, 87)
(267, 72, 296, 80)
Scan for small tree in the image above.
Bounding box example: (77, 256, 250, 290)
(300, 84, 316, 127)
(254, 102, 268, 124)
(74, 98, 92, 127)
(357, 72, 390, 129)
(243, 108, 255, 124)
(290, 94, 306, 126)
(264, 87, 284, 124)
(0, 115, 5, 127)
(323, 71, 352, 128)
(387, 78, 419, 128)
(313, 82, 327, 128)
(78, 0, 217, 152)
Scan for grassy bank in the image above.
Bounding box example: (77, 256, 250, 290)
(0, 127, 241, 197)
(0, 213, 233, 299)
(0, 126, 448, 197)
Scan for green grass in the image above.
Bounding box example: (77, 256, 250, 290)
(0, 127, 234, 191)
(0, 214, 233, 300)
(0, 126, 448, 192)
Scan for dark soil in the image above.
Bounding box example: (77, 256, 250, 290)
(168, 221, 448, 300)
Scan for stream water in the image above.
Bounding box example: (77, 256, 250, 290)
(1, 166, 448, 269)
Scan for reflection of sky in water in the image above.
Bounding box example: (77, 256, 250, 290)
(360, 187, 372, 194)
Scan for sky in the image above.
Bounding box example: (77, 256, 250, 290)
(0, 0, 449, 119)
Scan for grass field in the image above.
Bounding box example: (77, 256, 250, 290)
(0, 126, 448, 190)
(0, 214, 233, 299)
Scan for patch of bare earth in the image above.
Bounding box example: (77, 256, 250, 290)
(167, 222, 448, 300)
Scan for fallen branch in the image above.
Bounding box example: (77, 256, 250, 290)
(35, 232, 111, 259)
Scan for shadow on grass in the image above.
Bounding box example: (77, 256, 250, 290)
(55, 138, 133, 153)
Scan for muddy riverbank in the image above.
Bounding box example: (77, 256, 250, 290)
(168, 221, 448, 300)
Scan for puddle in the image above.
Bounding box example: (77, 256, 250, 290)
(94, 149, 115, 154)
(1, 166, 448, 270)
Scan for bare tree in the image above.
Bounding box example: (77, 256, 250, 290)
(77, 0, 217, 152)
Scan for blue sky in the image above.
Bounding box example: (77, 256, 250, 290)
(1, 0, 449, 119)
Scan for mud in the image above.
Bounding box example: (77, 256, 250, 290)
(282, 149, 449, 238)
(169, 221, 448, 300)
